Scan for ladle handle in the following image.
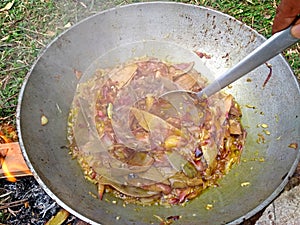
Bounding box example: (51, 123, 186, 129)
(197, 27, 299, 98)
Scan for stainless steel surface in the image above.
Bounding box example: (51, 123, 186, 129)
(17, 2, 300, 225)
(198, 26, 299, 98)
(162, 26, 299, 98)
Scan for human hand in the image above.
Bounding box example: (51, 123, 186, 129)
(272, 0, 300, 38)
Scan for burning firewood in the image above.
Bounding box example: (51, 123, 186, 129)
(0, 124, 32, 181)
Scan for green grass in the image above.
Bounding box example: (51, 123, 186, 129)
(0, 0, 299, 125)
(0, 0, 59, 122)
(198, 0, 276, 35)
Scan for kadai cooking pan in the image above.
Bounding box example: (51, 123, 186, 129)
(17, 2, 300, 225)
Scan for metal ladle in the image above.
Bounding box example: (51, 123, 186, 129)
(162, 27, 299, 99)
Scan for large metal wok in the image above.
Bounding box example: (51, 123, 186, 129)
(17, 2, 300, 225)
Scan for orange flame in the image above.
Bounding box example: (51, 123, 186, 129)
(1, 125, 32, 181)
(0, 142, 32, 182)
(1, 157, 17, 182)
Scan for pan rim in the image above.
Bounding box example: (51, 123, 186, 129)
(16, 2, 300, 224)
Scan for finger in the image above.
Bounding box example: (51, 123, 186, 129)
(272, 0, 300, 34)
(272, 17, 295, 34)
(291, 22, 300, 38)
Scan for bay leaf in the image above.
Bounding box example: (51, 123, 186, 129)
(130, 107, 182, 136)
(110, 63, 138, 88)
(99, 176, 159, 197)
(174, 73, 197, 90)
(166, 151, 188, 172)
(202, 145, 218, 168)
